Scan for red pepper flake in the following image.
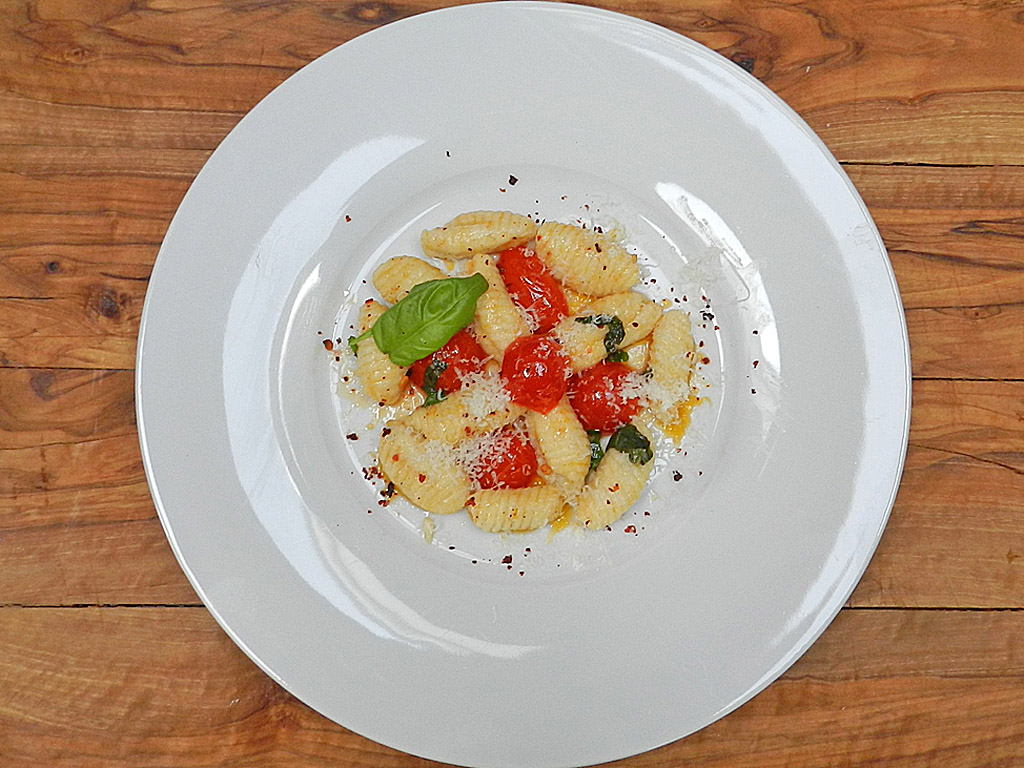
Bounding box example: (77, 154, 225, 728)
(501, 555, 513, 564)
(525, 547, 531, 553)
(322, 339, 334, 351)
(345, 215, 351, 222)
(518, 570, 525, 576)
(466, 497, 476, 507)
(698, 340, 704, 348)
(624, 525, 637, 534)
(753, 360, 760, 368)
(418, 473, 426, 483)
(643, 510, 650, 517)
(698, 471, 703, 476)
(346, 433, 359, 441)
(391, 454, 399, 461)
(713, 325, 720, 331)
(701, 357, 710, 365)
(499, 187, 506, 193)
(672, 471, 682, 482)
(381, 427, 391, 437)
(367, 509, 373, 514)
(317, 330, 323, 335)
(753, 329, 759, 335)
(751, 388, 757, 394)
(508, 174, 518, 185)
(560, 195, 567, 200)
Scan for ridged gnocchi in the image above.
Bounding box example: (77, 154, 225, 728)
(467, 486, 564, 533)
(470, 253, 529, 360)
(534, 221, 640, 296)
(421, 211, 537, 260)
(355, 300, 408, 406)
(372, 256, 445, 303)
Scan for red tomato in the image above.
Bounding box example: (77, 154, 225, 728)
(470, 426, 538, 490)
(498, 245, 568, 333)
(568, 362, 641, 432)
(501, 334, 568, 414)
(408, 329, 487, 396)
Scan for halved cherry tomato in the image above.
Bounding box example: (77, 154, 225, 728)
(498, 245, 568, 333)
(501, 334, 568, 414)
(408, 329, 487, 396)
(568, 361, 641, 432)
(470, 426, 538, 489)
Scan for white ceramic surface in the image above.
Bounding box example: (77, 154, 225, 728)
(136, 4, 911, 767)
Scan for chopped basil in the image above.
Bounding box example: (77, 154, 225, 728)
(575, 313, 626, 361)
(606, 349, 628, 363)
(587, 429, 605, 471)
(606, 424, 653, 466)
(422, 359, 448, 406)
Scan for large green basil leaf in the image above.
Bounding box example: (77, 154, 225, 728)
(355, 274, 488, 367)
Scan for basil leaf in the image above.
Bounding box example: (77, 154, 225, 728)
(606, 349, 628, 363)
(370, 274, 488, 367)
(587, 429, 605, 471)
(422, 359, 448, 406)
(606, 424, 653, 466)
(575, 314, 626, 360)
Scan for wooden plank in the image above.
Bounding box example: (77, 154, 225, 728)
(0, 607, 1021, 766)
(849, 165, 1024, 312)
(1, 372, 1020, 607)
(3, 1, 1024, 164)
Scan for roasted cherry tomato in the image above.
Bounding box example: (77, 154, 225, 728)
(568, 361, 641, 432)
(501, 334, 568, 414)
(470, 426, 538, 490)
(498, 245, 568, 333)
(408, 329, 487, 397)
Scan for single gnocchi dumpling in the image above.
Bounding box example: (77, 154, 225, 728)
(470, 253, 529, 360)
(354, 300, 408, 406)
(527, 398, 591, 498)
(534, 221, 640, 296)
(467, 485, 564, 533)
(379, 425, 472, 515)
(576, 423, 655, 529)
(586, 292, 662, 347)
(647, 310, 697, 422)
(372, 256, 446, 304)
(421, 211, 537, 260)
(398, 375, 525, 445)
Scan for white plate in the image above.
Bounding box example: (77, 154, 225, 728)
(137, 4, 910, 767)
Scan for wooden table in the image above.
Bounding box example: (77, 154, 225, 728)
(2, 1, 1022, 765)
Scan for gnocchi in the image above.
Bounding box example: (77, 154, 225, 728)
(338, 211, 703, 537)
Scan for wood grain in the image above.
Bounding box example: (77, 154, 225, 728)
(3, 1, 1024, 165)
(0, 606, 1021, 767)
(2, 371, 1020, 608)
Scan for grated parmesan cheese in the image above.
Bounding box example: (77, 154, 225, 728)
(458, 370, 514, 419)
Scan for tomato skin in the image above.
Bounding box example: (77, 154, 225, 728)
(498, 245, 568, 332)
(501, 334, 569, 414)
(568, 362, 641, 432)
(471, 426, 538, 490)
(408, 329, 487, 395)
